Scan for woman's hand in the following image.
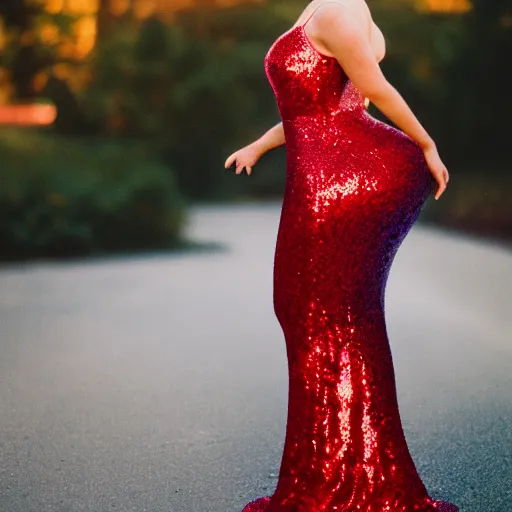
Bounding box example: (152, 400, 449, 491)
(423, 143, 449, 200)
(224, 142, 264, 176)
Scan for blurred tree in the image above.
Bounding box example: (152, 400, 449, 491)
(76, 1, 288, 200)
(369, 0, 467, 164)
(0, 0, 80, 106)
(0, 127, 188, 261)
(12, 0, 505, 199)
(0, 0, 41, 29)
(457, 0, 512, 169)
(0, 0, 48, 100)
(96, 0, 113, 43)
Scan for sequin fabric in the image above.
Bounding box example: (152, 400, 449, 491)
(241, 22, 459, 512)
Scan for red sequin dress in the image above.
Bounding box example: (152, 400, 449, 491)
(241, 14, 459, 512)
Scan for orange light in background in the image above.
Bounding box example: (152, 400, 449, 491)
(110, 0, 131, 16)
(66, 0, 99, 15)
(0, 69, 14, 105)
(0, 21, 6, 51)
(39, 23, 61, 46)
(133, 0, 157, 20)
(0, 104, 58, 126)
(420, 0, 471, 13)
(74, 15, 97, 57)
(46, 0, 65, 14)
(164, 0, 264, 8)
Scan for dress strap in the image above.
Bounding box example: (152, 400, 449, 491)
(301, 1, 344, 29)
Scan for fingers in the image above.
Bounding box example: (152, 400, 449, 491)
(432, 163, 449, 200)
(225, 149, 253, 175)
(235, 165, 251, 175)
(233, 165, 251, 175)
(224, 153, 235, 168)
(435, 180, 447, 200)
(225, 154, 243, 173)
(225, 156, 252, 175)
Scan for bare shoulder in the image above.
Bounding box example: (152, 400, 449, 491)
(305, 0, 372, 50)
(311, 0, 370, 28)
(305, 2, 370, 54)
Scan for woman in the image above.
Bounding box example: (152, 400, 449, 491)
(225, 1, 459, 510)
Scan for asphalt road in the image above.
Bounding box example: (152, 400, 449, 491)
(0, 202, 511, 512)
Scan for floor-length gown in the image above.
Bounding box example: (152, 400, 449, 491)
(241, 10, 459, 512)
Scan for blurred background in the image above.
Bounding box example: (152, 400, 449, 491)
(0, 0, 510, 261)
(0, 2, 511, 512)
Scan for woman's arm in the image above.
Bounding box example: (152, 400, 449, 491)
(312, 1, 449, 199)
(224, 122, 285, 175)
(253, 121, 286, 154)
(316, 2, 433, 148)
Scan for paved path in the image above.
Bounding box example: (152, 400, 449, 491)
(0, 203, 510, 512)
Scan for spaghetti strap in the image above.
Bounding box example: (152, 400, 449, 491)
(301, 1, 344, 29)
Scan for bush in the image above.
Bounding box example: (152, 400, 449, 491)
(57, 12, 281, 201)
(421, 171, 512, 246)
(0, 128, 188, 262)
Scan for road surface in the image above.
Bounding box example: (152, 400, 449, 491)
(0, 202, 511, 512)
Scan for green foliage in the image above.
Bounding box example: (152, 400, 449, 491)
(55, 0, 507, 201)
(0, 128, 188, 262)
(63, 5, 288, 200)
(441, 0, 512, 167)
(1, 0, 508, 248)
(0, 0, 43, 30)
(422, 172, 512, 245)
(0, 0, 77, 101)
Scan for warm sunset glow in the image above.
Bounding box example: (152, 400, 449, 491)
(146, 0, 263, 10)
(133, 0, 157, 20)
(39, 23, 61, 46)
(46, 0, 65, 14)
(74, 15, 97, 57)
(419, 0, 471, 13)
(110, 0, 131, 16)
(66, 0, 99, 15)
(0, 0, 473, 63)
(0, 69, 13, 104)
(0, 22, 6, 51)
(0, 104, 57, 126)
(0, 0, 474, 109)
